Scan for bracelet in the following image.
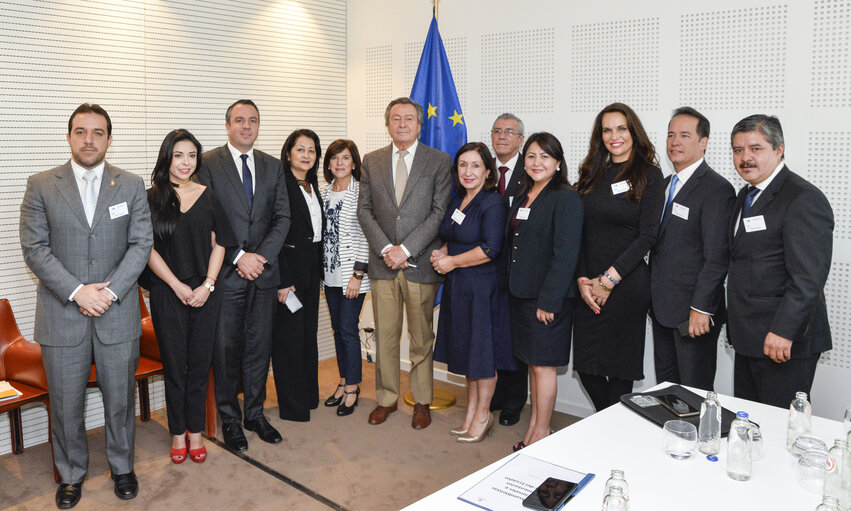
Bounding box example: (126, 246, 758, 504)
(603, 270, 620, 286)
(352, 272, 364, 280)
(598, 277, 612, 292)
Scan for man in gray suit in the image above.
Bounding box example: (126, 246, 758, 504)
(650, 107, 735, 390)
(358, 97, 451, 429)
(198, 100, 289, 451)
(20, 104, 152, 509)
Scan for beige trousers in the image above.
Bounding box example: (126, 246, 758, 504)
(371, 272, 440, 406)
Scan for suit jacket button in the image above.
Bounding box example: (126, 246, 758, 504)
(396, 216, 401, 220)
(249, 220, 254, 225)
(90, 260, 95, 265)
(89, 233, 95, 238)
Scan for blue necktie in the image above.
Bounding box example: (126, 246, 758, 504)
(742, 186, 759, 215)
(662, 174, 679, 219)
(241, 153, 253, 210)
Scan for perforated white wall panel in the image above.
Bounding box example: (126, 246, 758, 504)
(0, 0, 346, 456)
(347, 0, 851, 420)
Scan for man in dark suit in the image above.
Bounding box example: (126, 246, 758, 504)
(488, 113, 528, 426)
(358, 97, 452, 429)
(727, 114, 833, 408)
(650, 107, 735, 391)
(20, 104, 153, 508)
(198, 100, 290, 450)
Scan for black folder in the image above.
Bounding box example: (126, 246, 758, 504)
(620, 384, 739, 438)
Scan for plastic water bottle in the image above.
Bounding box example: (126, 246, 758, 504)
(748, 420, 764, 461)
(698, 391, 721, 455)
(787, 392, 813, 452)
(824, 439, 846, 503)
(727, 411, 752, 481)
(815, 496, 841, 510)
(602, 485, 628, 511)
(603, 470, 629, 503)
(840, 433, 851, 510)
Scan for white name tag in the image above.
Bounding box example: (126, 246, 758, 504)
(743, 215, 767, 232)
(611, 181, 630, 195)
(109, 202, 129, 219)
(672, 202, 689, 220)
(451, 208, 466, 224)
(516, 207, 531, 220)
(508, 196, 514, 207)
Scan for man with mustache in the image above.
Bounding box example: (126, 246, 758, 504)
(726, 114, 833, 407)
(198, 100, 290, 450)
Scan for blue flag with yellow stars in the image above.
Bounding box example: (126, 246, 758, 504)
(410, 15, 466, 158)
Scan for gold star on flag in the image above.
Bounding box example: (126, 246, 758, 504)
(449, 110, 464, 126)
(427, 103, 437, 119)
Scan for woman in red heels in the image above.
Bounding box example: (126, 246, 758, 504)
(143, 129, 237, 464)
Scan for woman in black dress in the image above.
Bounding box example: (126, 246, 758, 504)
(145, 129, 237, 464)
(272, 129, 324, 422)
(504, 133, 583, 450)
(573, 103, 664, 411)
(432, 142, 513, 444)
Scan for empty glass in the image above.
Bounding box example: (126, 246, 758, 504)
(662, 420, 698, 459)
(790, 435, 827, 459)
(796, 449, 829, 494)
(844, 406, 851, 436)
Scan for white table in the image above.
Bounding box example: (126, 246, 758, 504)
(404, 386, 846, 510)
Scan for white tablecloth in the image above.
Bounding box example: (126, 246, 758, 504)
(403, 385, 845, 510)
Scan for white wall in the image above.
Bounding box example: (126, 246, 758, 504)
(0, 0, 348, 455)
(346, 0, 851, 420)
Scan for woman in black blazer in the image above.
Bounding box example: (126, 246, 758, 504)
(272, 129, 325, 422)
(504, 132, 583, 450)
(573, 103, 664, 411)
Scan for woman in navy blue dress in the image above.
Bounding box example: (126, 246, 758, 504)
(432, 142, 514, 444)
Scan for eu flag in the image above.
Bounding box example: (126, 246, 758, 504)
(410, 15, 467, 158)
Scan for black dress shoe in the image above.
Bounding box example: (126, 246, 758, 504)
(336, 387, 360, 416)
(325, 384, 345, 406)
(499, 410, 520, 426)
(55, 482, 82, 509)
(244, 416, 283, 444)
(222, 422, 248, 452)
(111, 472, 138, 500)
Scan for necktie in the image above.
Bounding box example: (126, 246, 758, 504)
(498, 166, 509, 197)
(241, 153, 253, 210)
(742, 186, 760, 215)
(662, 173, 679, 219)
(82, 170, 97, 226)
(395, 149, 408, 206)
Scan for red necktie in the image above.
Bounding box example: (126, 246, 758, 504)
(498, 166, 509, 197)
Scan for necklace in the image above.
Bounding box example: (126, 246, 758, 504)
(296, 179, 312, 193)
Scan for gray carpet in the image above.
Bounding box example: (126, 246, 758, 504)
(0, 359, 579, 510)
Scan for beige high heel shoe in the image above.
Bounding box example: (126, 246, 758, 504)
(450, 426, 468, 436)
(457, 414, 495, 444)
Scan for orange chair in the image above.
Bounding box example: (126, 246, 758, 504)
(0, 298, 59, 482)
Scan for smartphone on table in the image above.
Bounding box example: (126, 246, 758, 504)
(522, 477, 579, 510)
(655, 393, 699, 418)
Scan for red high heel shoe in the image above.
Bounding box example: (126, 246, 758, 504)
(187, 433, 207, 463)
(170, 442, 187, 464)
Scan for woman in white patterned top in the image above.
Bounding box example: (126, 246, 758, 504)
(320, 139, 370, 416)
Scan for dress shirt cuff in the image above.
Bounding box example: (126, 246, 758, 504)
(690, 307, 713, 316)
(233, 249, 245, 264)
(400, 244, 411, 258)
(69, 284, 84, 302)
(104, 287, 118, 302)
(380, 244, 393, 256)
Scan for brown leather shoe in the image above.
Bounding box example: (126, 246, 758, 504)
(412, 403, 432, 429)
(368, 404, 397, 425)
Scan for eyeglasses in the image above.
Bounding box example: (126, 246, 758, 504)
(491, 128, 520, 136)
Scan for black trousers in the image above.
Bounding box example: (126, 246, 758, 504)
(272, 275, 321, 422)
(577, 372, 634, 412)
(490, 363, 528, 415)
(213, 283, 277, 425)
(651, 315, 720, 391)
(150, 280, 220, 434)
(734, 352, 820, 408)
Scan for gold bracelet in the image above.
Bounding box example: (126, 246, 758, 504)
(598, 277, 612, 292)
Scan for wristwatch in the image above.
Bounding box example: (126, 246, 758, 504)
(203, 281, 215, 292)
(352, 272, 364, 280)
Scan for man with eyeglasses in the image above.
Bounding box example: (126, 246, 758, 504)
(488, 113, 528, 427)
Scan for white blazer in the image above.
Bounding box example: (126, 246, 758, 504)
(321, 178, 370, 292)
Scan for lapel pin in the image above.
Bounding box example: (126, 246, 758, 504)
(110, 180, 115, 186)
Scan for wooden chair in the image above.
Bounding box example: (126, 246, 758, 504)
(0, 298, 58, 482)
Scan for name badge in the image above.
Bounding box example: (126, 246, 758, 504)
(109, 202, 129, 219)
(611, 180, 630, 195)
(743, 215, 767, 232)
(672, 202, 689, 220)
(508, 196, 514, 207)
(516, 207, 531, 220)
(451, 208, 466, 225)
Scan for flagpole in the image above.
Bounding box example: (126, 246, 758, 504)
(433, 0, 439, 22)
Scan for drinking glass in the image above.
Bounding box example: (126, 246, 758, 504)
(662, 420, 698, 459)
(843, 406, 851, 436)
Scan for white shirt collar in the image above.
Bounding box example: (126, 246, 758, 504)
(671, 157, 703, 186)
(751, 161, 784, 193)
(227, 141, 254, 163)
(497, 152, 519, 170)
(393, 139, 418, 158)
(70, 159, 105, 181)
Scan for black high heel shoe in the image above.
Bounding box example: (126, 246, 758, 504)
(336, 387, 360, 416)
(324, 384, 345, 407)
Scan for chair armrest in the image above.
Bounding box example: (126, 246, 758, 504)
(5, 339, 48, 390)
